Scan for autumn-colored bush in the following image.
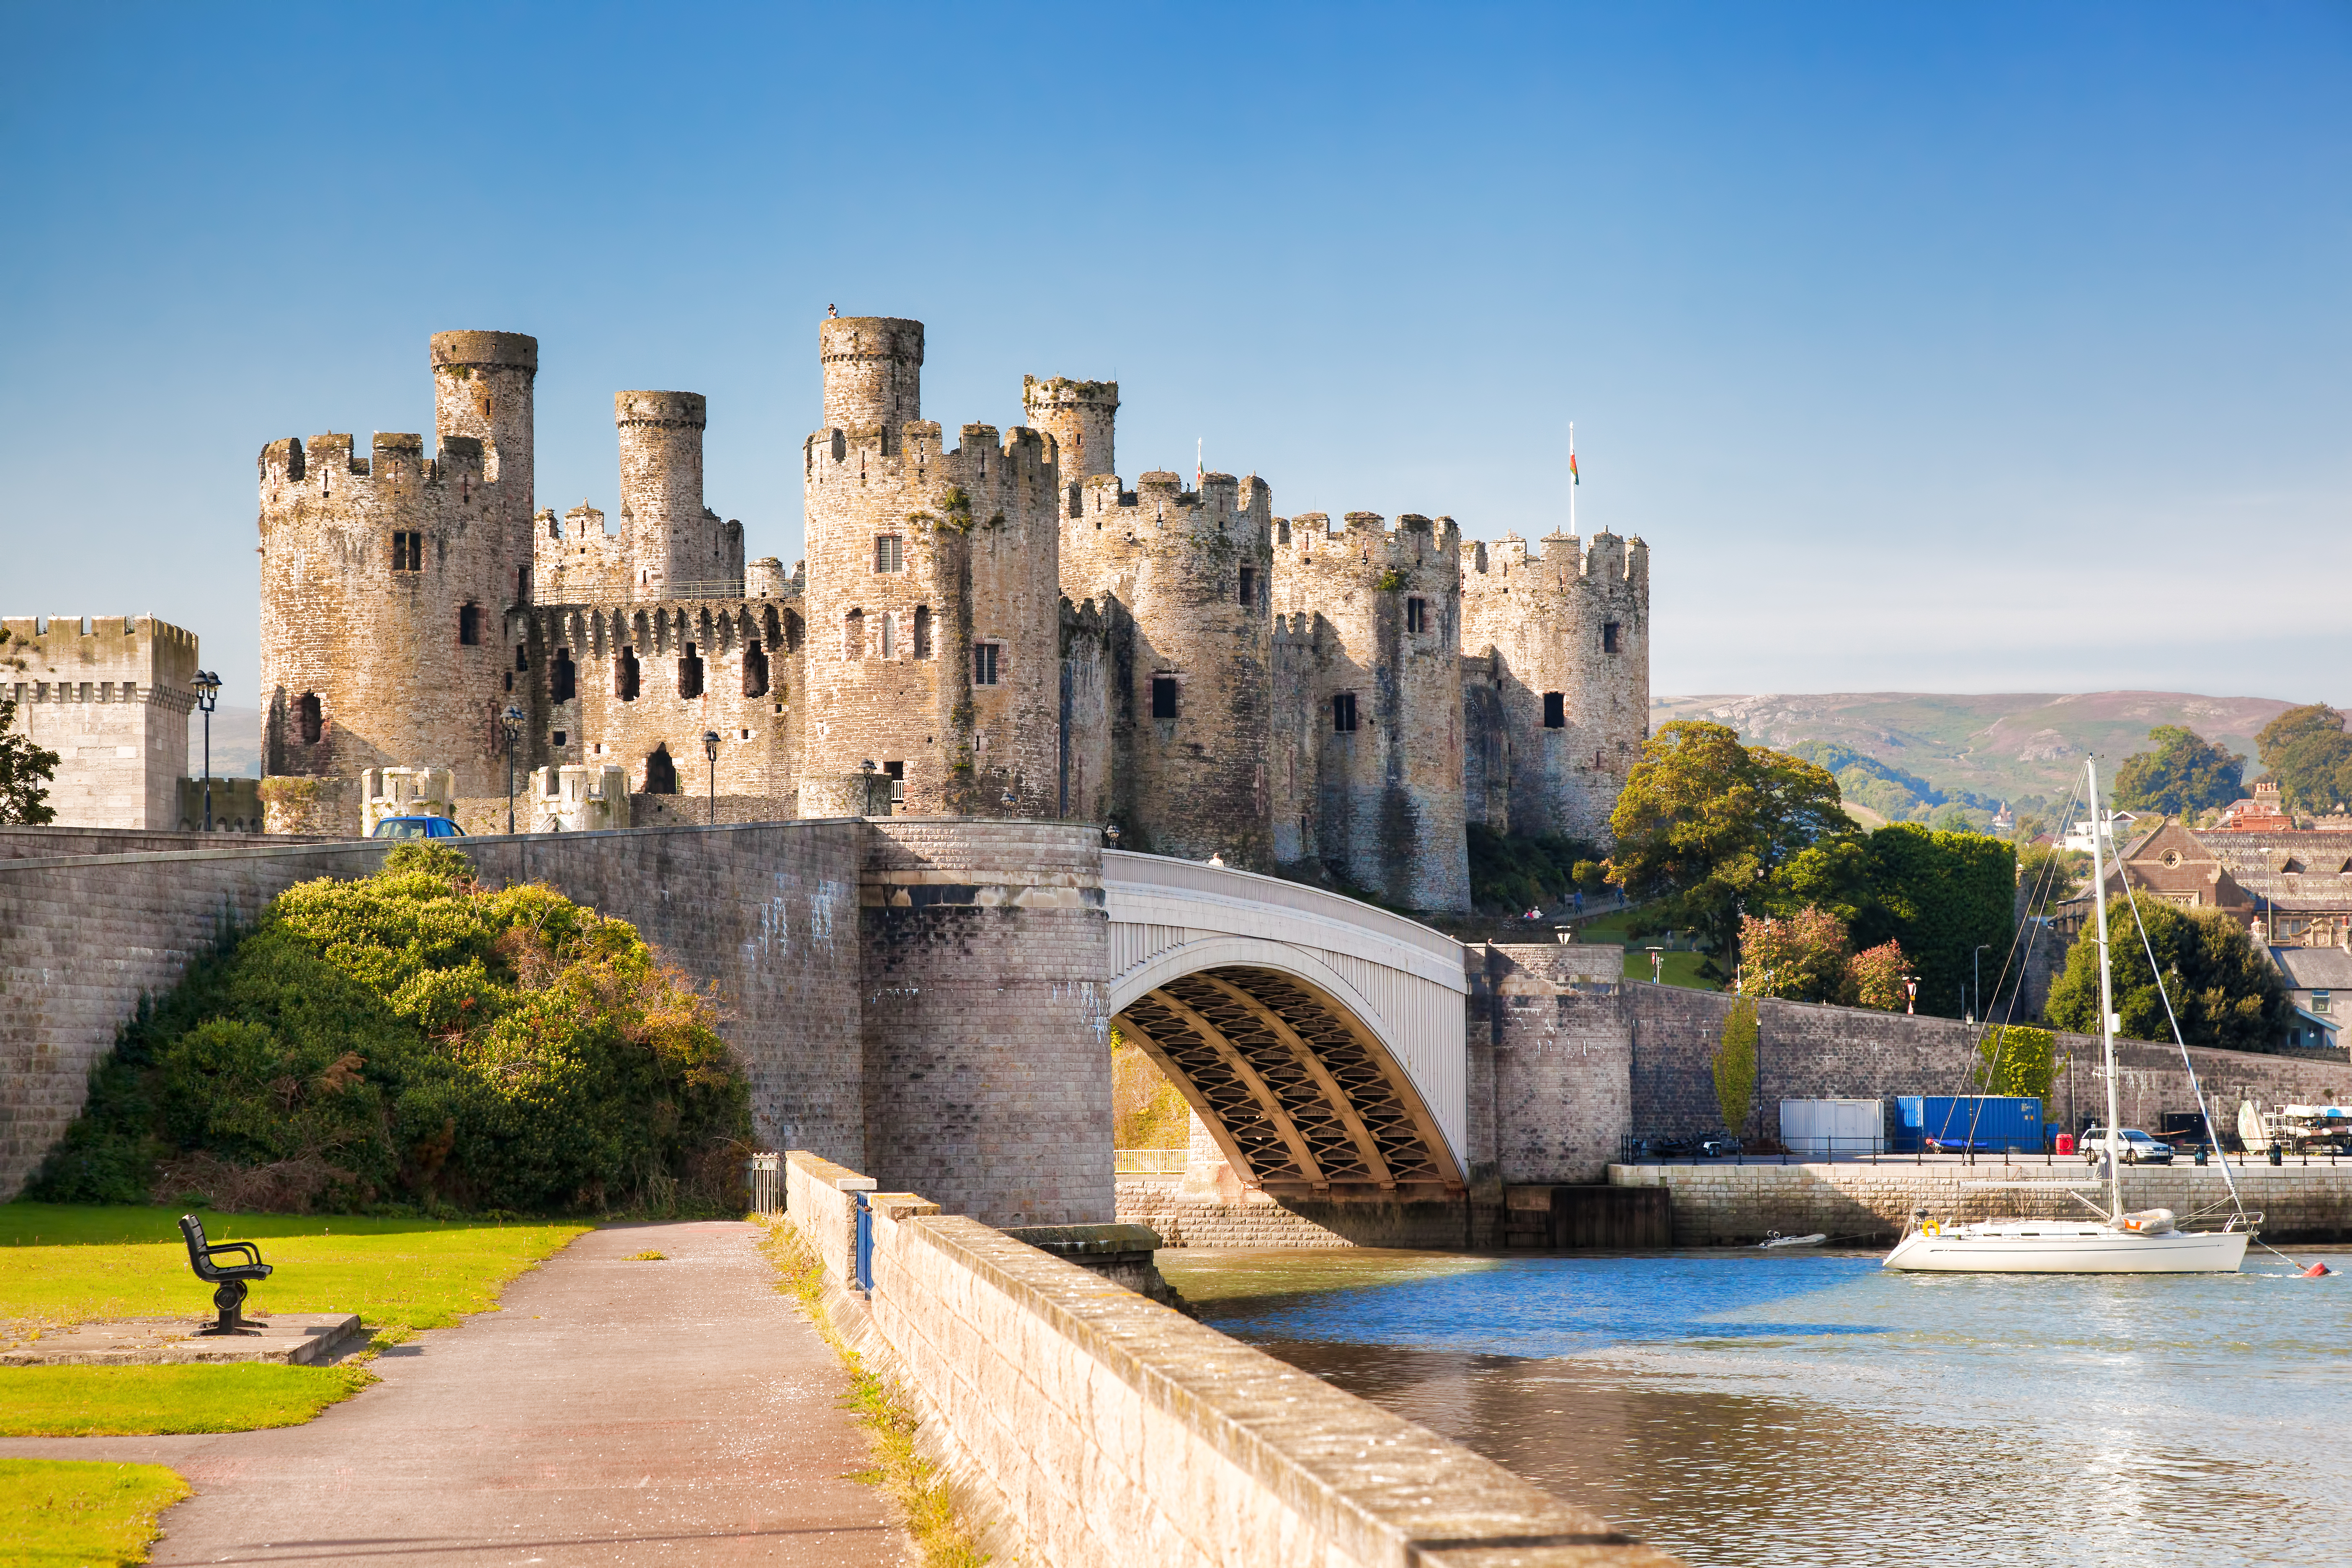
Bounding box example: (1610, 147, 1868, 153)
(30, 843, 748, 1214)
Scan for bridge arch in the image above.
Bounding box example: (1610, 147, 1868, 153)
(1102, 852, 1470, 1198)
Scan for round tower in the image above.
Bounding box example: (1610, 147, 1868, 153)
(1023, 376, 1118, 502)
(614, 391, 715, 598)
(819, 317, 923, 433)
(802, 315, 1065, 817)
(430, 330, 537, 584)
(1271, 511, 1468, 911)
(1060, 467, 1274, 866)
(260, 331, 537, 831)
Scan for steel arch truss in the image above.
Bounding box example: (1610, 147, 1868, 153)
(1117, 965, 1458, 1198)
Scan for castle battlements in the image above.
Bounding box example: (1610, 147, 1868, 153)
(252, 313, 1649, 910)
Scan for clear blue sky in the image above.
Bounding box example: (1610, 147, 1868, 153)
(4, 2, 2345, 709)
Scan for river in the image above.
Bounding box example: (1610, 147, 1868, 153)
(1157, 1246, 2350, 1568)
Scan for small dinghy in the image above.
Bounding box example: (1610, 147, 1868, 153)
(1759, 1232, 1827, 1248)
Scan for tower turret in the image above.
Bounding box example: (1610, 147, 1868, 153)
(430, 330, 537, 595)
(1024, 376, 1118, 505)
(615, 392, 738, 597)
(819, 317, 923, 433)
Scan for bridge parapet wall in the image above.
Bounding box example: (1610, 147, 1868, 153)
(784, 1151, 1676, 1568)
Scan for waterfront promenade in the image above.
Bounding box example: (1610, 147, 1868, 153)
(0, 1221, 906, 1565)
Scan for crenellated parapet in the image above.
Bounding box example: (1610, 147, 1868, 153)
(1457, 527, 1650, 843)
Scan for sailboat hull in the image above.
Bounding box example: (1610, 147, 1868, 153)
(1884, 1224, 2249, 1274)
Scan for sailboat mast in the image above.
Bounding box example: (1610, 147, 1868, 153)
(2086, 757, 2125, 1222)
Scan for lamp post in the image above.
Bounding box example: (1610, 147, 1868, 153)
(703, 730, 721, 825)
(1648, 946, 1665, 984)
(191, 670, 221, 831)
(500, 705, 524, 833)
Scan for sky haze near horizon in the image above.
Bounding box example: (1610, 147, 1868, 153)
(3, 3, 2345, 712)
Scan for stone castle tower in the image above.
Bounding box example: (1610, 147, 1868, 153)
(254, 314, 1650, 909)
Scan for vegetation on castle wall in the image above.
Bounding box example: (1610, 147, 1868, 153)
(1466, 824, 1604, 913)
(1714, 999, 1759, 1137)
(29, 843, 750, 1215)
(0, 628, 59, 824)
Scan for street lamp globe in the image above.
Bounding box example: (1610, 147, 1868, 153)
(191, 671, 222, 831)
(703, 731, 722, 825)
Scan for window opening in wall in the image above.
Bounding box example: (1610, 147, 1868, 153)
(1151, 674, 1179, 720)
(552, 730, 567, 747)
(913, 604, 932, 658)
(516, 565, 531, 603)
(973, 642, 1000, 686)
(392, 531, 423, 572)
(879, 613, 897, 658)
(1238, 567, 1256, 607)
(615, 647, 640, 701)
(1406, 596, 1427, 634)
(515, 645, 529, 672)
(1543, 691, 1566, 728)
(885, 759, 906, 803)
(503, 671, 513, 693)
(1333, 693, 1359, 733)
(2315, 990, 2332, 1014)
(645, 745, 678, 794)
(785, 611, 805, 652)
(298, 691, 323, 745)
(844, 609, 865, 659)
(678, 642, 704, 699)
(459, 604, 482, 645)
(1603, 622, 1621, 653)
(552, 648, 577, 703)
(743, 639, 769, 696)
(874, 534, 904, 573)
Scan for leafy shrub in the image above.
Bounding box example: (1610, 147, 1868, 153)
(29, 843, 749, 1214)
(1977, 1024, 2058, 1109)
(1466, 824, 1602, 913)
(1715, 999, 1759, 1136)
(1849, 939, 1909, 1011)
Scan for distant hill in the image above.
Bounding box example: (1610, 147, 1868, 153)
(185, 704, 262, 779)
(1653, 691, 2295, 827)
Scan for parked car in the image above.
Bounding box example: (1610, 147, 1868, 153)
(1698, 1135, 1743, 1159)
(370, 815, 467, 839)
(2080, 1127, 2174, 1166)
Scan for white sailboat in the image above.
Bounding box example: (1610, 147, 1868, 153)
(1884, 758, 2252, 1275)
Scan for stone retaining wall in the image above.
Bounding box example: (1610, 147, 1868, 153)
(787, 1151, 1676, 1568)
(1609, 1159, 2352, 1245)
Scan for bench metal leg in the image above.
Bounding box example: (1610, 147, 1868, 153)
(194, 1279, 268, 1336)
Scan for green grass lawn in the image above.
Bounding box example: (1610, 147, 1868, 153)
(0, 1203, 588, 1438)
(1568, 911, 1722, 990)
(0, 1363, 375, 1437)
(0, 1459, 188, 1567)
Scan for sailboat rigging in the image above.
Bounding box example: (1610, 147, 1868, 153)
(1882, 756, 2252, 1274)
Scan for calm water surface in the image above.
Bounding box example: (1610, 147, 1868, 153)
(1158, 1246, 2351, 1568)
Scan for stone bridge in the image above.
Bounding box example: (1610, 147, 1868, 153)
(1102, 851, 1470, 1200)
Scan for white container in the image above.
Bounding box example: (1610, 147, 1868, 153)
(1780, 1098, 1885, 1157)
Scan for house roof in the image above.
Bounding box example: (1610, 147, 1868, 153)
(2270, 946, 2352, 990)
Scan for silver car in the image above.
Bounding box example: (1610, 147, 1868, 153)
(2080, 1127, 2174, 1165)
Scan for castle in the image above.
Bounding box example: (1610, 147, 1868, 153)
(255, 318, 1648, 910)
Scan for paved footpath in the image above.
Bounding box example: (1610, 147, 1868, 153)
(0, 1220, 910, 1565)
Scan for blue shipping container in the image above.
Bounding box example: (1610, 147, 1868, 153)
(1891, 1096, 2044, 1153)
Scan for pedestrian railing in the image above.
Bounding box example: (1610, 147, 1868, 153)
(1114, 1148, 1187, 1175)
(745, 1150, 781, 1213)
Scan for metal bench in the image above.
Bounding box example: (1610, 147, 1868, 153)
(179, 1214, 272, 1336)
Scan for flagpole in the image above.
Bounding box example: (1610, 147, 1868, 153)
(1569, 421, 1577, 534)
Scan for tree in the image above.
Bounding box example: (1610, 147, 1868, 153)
(1977, 1024, 2058, 1109)
(1738, 907, 1852, 1003)
(1714, 998, 1759, 1136)
(2046, 894, 2288, 1052)
(2111, 726, 2244, 816)
(2254, 704, 2352, 813)
(1849, 940, 1908, 1011)
(1605, 721, 1849, 973)
(0, 628, 59, 824)
(1853, 824, 2015, 1020)
(2015, 841, 2086, 917)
